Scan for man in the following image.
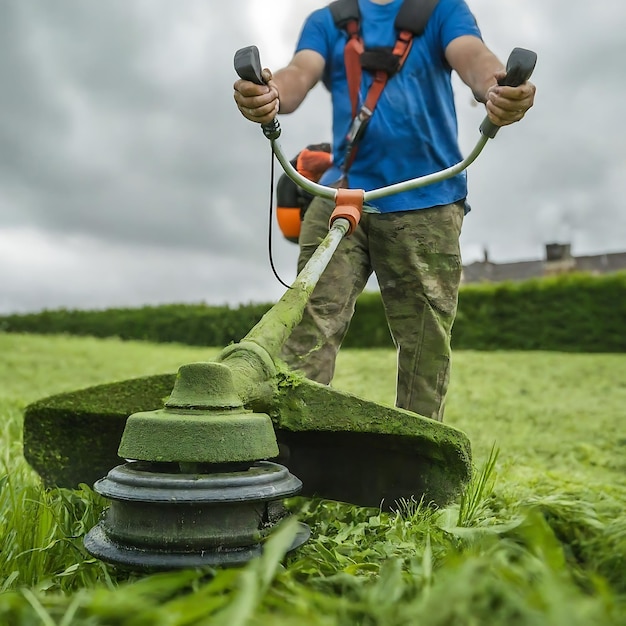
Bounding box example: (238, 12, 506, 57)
(233, 0, 535, 421)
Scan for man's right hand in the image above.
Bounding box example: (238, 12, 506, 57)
(233, 68, 280, 124)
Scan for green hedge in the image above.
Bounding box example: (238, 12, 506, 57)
(453, 272, 626, 352)
(1, 272, 624, 352)
(0, 303, 271, 348)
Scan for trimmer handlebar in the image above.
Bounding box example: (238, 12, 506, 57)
(233, 45, 536, 204)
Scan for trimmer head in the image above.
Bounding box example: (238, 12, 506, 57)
(84, 460, 309, 571)
(80, 360, 310, 571)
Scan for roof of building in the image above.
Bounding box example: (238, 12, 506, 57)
(462, 248, 626, 284)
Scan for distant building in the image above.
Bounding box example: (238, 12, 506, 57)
(462, 243, 626, 284)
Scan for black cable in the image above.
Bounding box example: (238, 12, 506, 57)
(267, 149, 292, 289)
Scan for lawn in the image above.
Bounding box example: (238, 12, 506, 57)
(0, 332, 624, 625)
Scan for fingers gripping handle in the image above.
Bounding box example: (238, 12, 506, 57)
(480, 47, 537, 139)
(234, 45, 280, 139)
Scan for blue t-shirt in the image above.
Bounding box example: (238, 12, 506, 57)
(295, 0, 482, 213)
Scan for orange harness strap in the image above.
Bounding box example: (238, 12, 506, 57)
(361, 30, 413, 113)
(343, 20, 364, 119)
(341, 28, 414, 176)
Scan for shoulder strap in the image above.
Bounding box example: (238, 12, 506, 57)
(328, 0, 360, 29)
(328, 0, 364, 117)
(329, 0, 439, 36)
(329, 0, 440, 115)
(395, 0, 439, 36)
(329, 0, 362, 118)
(328, 0, 440, 179)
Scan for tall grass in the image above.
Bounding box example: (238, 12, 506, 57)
(0, 333, 624, 625)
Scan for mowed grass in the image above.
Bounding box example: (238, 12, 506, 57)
(339, 347, 626, 490)
(0, 332, 625, 625)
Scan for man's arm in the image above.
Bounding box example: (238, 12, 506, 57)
(233, 49, 325, 124)
(445, 35, 536, 127)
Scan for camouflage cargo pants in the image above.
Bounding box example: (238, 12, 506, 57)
(280, 197, 465, 421)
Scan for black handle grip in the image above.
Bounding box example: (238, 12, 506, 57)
(480, 47, 537, 138)
(234, 45, 265, 85)
(498, 47, 537, 87)
(233, 45, 281, 140)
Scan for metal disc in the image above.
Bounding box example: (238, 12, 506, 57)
(84, 460, 310, 571)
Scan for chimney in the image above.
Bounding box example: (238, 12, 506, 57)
(545, 242, 572, 262)
(544, 242, 575, 276)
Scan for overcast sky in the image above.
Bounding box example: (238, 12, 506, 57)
(0, 0, 624, 314)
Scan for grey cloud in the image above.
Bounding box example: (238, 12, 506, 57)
(0, 0, 624, 314)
